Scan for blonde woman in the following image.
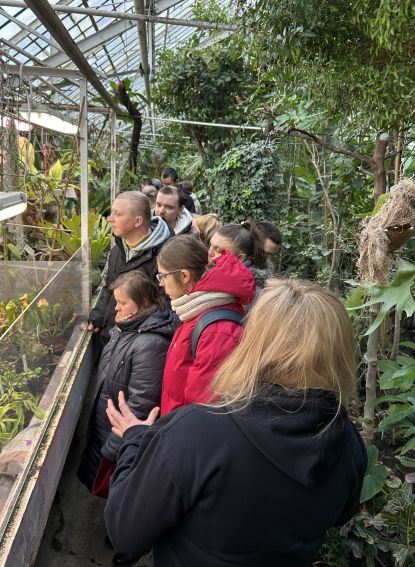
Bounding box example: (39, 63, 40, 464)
(192, 213, 222, 247)
(105, 279, 367, 567)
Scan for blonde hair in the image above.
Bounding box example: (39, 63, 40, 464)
(192, 214, 222, 247)
(115, 191, 151, 224)
(211, 278, 356, 407)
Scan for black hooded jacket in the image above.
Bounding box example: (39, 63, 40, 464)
(77, 308, 178, 492)
(105, 386, 367, 566)
(89, 217, 173, 344)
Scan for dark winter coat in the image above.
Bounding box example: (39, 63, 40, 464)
(105, 386, 367, 567)
(242, 258, 273, 312)
(160, 251, 256, 416)
(89, 217, 172, 344)
(77, 308, 178, 491)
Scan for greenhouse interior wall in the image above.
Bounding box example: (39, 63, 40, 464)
(0, 247, 93, 565)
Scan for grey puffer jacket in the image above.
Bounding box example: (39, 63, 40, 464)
(77, 308, 178, 492)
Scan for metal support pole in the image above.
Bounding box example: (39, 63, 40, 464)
(0, 1, 239, 32)
(143, 116, 264, 132)
(79, 78, 91, 315)
(110, 110, 117, 205)
(35, 102, 265, 131)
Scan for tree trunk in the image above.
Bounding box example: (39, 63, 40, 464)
(189, 126, 208, 166)
(362, 132, 389, 444)
(363, 305, 381, 445)
(390, 309, 401, 361)
(371, 131, 389, 201)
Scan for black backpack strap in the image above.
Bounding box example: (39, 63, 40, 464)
(191, 308, 243, 360)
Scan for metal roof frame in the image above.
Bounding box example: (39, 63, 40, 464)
(0, 0, 249, 149)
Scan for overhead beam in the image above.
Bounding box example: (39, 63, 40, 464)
(0, 39, 101, 101)
(134, 0, 153, 135)
(154, 0, 184, 14)
(1, 0, 75, 48)
(0, 63, 83, 79)
(0, 1, 239, 32)
(0, 6, 60, 50)
(21, 0, 118, 111)
(43, 17, 135, 68)
(0, 44, 79, 105)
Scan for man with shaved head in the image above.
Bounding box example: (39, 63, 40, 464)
(88, 191, 172, 345)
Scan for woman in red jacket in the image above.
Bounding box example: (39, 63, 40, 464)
(157, 235, 256, 416)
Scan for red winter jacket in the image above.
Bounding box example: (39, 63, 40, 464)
(160, 251, 256, 416)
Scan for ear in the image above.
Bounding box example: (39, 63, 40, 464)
(135, 216, 144, 229)
(180, 269, 192, 284)
(238, 253, 247, 262)
(178, 205, 184, 214)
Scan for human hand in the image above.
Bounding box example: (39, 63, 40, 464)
(106, 391, 160, 438)
(87, 322, 101, 333)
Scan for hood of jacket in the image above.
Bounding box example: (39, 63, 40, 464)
(174, 207, 193, 235)
(231, 385, 351, 488)
(118, 217, 172, 260)
(243, 259, 273, 288)
(193, 250, 256, 305)
(110, 308, 178, 340)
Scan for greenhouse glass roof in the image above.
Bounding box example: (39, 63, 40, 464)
(0, 0, 233, 114)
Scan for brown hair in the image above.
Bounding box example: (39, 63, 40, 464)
(158, 235, 208, 281)
(211, 278, 356, 407)
(110, 271, 165, 311)
(215, 222, 267, 268)
(115, 191, 151, 224)
(141, 185, 157, 207)
(158, 185, 185, 208)
(193, 213, 223, 247)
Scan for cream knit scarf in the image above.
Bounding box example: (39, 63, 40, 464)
(171, 291, 235, 322)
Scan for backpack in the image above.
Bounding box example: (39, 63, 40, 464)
(191, 308, 243, 360)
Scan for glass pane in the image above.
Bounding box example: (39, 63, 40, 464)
(0, 245, 90, 533)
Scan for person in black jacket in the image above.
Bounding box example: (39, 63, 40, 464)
(154, 186, 193, 235)
(105, 278, 367, 567)
(78, 271, 178, 494)
(88, 191, 172, 345)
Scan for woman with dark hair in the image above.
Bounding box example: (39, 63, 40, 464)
(156, 234, 255, 415)
(105, 278, 366, 567)
(208, 222, 272, 291)
(77, 271, 178, 494)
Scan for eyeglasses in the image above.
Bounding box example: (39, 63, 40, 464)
(156, 269, 182, 283)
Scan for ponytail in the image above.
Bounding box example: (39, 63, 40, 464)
(216, 223, 267, 268)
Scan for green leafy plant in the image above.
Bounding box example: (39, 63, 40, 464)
(26, 298, 76, 340)
(208, 140, 288, 222)
(41, 211, 111, 268)
(360, 445, 388, 503)
(374, 342, 415, 462)
(0, 293, 33, 336)
(340, 481, 415, 567)
(0, 361, 44, 449)
(347, 259, 415, 335)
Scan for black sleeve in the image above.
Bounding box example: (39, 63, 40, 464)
(104, 420, 188, 558)
(335, 421, 368, 526)
(183, 194, 196, 213)
(89, 258, 112, 328)
(101, 336, 169, 461)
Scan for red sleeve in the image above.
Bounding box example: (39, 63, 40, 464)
(184, 325, 242, 406)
